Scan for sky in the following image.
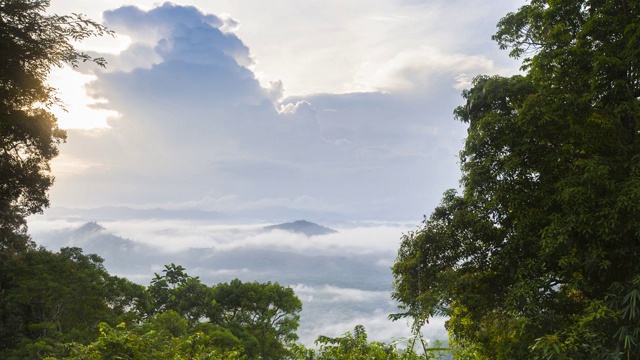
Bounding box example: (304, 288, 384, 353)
(43, 0, 523, 222)
(33, 0, 526, 344)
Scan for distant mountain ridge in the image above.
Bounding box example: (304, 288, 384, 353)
(39, 221, 153, 272)
(34, 221, 389, 290)
(264, 220, 337, 236)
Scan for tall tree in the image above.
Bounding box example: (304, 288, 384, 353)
(0, 0, 111, 252)
(1, 2, 113, 356)
(208, 279, 302, 359)
(147, 263, 215, 326)
(392, 1, 640, 359)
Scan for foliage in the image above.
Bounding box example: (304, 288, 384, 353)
(0, 247, 144, 359)
(146, 265, 303, 358)
(209, 279, 302, 359)
(0, 245, 306, 359)
(392, 0, 640, 358)
(1, 248, 451, 360)
(315, 325, 402, 359)
(0, 0, 112, 252)
(0, 3, 115, 355)
(290, 325, 448, 360)
(59, 321, 245, 360)
(147, 263, 214, 326)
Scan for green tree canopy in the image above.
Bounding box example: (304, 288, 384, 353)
(60, 321, 244, 360)
(392, 1, 640, 359)
(147, 263, 214, 326)
(0, 247, 144, 359)
(290, 325, 448, 360)
(144, 266, 303, 359)
(208, 279, 302, 359)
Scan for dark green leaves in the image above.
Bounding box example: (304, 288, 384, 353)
(393, 1, 640, 358)
(209, 279, 302, 359)
(0, 247, 144, 359)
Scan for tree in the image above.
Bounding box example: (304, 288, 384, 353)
(208, 279, 302, 359)
(0, 0, 111, 252)
(392, 1, 640, 358)
(147, 263, 214, 326)
(290, 325, 448, 360)
(0, 247, 144, 359)
(0, 4, 114, 355)
(60, 321, 244, 360)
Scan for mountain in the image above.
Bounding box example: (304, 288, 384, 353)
(34, 221, 386, 289)
(264, 220, 337, 236)
(37, 221, 156, 272)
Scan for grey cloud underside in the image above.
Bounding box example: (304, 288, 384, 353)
(54, 2, 467, 221)
(103, 3, 252, 66)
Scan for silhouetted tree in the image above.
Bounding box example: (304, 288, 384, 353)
(0, 0, 111, 252)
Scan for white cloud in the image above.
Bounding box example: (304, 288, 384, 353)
(217, 13, 240, 34)
(292, 284, 391, 303)
(28, 211, 418, 259)
(57, 218, 412, 255)
(44, 1, 526, 222)
(72, 33, 133, 55)
(350, 47, 496, 93)
(50, 0, 523, 96)
(297, 307, 448, 348)
(28, 214, 445, 348)
(278, 101, 313, 115)
(50, 152, 108, 176)
(199, 0, 523, 96)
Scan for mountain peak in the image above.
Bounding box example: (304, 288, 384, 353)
(75, 221, 106, 234)
(264, 220, 337, 237)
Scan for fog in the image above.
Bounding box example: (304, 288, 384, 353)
(28, 212, 446, 345)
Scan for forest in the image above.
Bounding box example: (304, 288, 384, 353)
(0, 249, 443, 359)
(2, 0, 640, 358)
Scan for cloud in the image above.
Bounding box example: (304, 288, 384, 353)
(292, 284, 392, 303)
(38, 0, 529, 349)
(28, 216, 414, 256)
(350, 46, 496, 93)
(296, 305, 448, 348)
(288, 283, 425, 345)
(153, 193, 342, 214)
(212, 0, 522, 96)
(46, 2, 478, 221)
(278, 100, 313, 115)
(78, 2, 250, 74)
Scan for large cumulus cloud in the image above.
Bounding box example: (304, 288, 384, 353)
(50, 2, 474, 221)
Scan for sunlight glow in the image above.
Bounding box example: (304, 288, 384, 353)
(48, 66, 120, 129)
(72, 33, 133, 54)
